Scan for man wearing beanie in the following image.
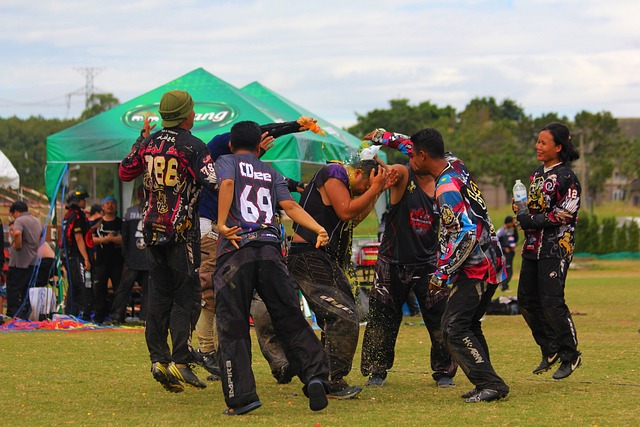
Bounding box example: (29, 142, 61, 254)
(119, 89, 218, 393)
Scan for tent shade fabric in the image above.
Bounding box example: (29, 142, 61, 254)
(0, 149, 20, 189)
(45, 68, 364, 200)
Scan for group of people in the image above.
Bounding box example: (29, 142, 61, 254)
(58, 186, 149, 324)
(115, 88, 583, 415)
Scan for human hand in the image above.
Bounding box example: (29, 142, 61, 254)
(219, 224, 242, 249)
(363, 129, 386, 144)
(142, 115, 156, 138)
(297, 116, 318, 131)
(369, 166, 388, 193)
(383, 167, 398, 190)
(259, 132, 275, 153)
(315, 228, 329, 248)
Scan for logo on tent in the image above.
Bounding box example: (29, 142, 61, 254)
(123, 102, 238, 131)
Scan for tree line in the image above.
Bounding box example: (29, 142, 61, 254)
(1, 95, 639, 205)
(347, 97, 640, 204)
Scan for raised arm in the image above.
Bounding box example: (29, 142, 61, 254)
(280, 199, 328, 248)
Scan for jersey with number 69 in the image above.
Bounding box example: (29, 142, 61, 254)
(119, 127, 217, 245)
(520, 163, 581, 261)
(214, 153, 292, 257)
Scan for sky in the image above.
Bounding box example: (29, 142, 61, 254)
(1, 0, 639, 128)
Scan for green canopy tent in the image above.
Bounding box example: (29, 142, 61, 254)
(45, 68, 362, 205)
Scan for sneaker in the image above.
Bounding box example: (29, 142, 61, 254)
(307, 379, 329, 411)
(460, 388, 478, 399)
(193, 348, 221, 379)
(532, 353, 559, 375)
(168, 363, 207, 388)
(552, 354, 582, 380)
(273, 363, 295, 384)
(151, 362, 184, 393)
(328, 384, 363, 400)
(223, 401, 262, 416)
(436, 377, 456, 388)
(365, 374, 386, 387)
(464, 389, 507, 403)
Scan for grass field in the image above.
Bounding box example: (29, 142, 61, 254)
(2, 258, 639, 426)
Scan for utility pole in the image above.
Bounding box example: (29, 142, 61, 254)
(75, 67, 103, 108)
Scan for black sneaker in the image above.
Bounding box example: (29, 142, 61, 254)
(169, 363, 207, 388)
(464, 389, 507, 403)
(328, 380, 363, 399)
(552, 354, 582, 380)
(193, 348, 221, 379)
(532, 353, 559, 375)
(273, 363, 295, 384)
(460, 388, 478, 399)
(307, 379, 329, 411)
(436, 377, 456, 388)
(365, 374, 386, 387)
(151, 362, 184, 393)
(223, 401, 262, 416)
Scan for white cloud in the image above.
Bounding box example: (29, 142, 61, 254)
(0, 0, 639, 124)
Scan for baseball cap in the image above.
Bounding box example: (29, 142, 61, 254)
(158, 90, 194, 128)
(103, 196, 117, 204)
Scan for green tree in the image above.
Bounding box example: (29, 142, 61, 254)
(0, 116, 79, 192)
(573, 111, 625, 206)
(599, 217, 617, 254)
(347, 99, 457, 165)
(80, 93, 120, 121)
(628, 220, 640, 252)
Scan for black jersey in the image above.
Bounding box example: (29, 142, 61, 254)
(520, 163, 581, 261)
(119, 127, 217, 245)
(293, 163, 352, 266)
(214, 153, 292, 258)
(61, 206, 94, 257)
(378, 165, 439, 266)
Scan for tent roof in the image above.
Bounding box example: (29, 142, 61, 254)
(45, 68, 364, 199)
(0, 149, 19, 189)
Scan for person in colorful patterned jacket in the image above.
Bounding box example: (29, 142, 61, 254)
(360, 130, 457, 389)
(368, 127, 509, 403)
(515, 122, 582, 380)
(119, 89, 218, 393)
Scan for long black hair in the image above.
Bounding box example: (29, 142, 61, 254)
(542, 122, 580, 164)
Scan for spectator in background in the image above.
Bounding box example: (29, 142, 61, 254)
(496, 216, 519, 292)
(7, 201, 44, 317)
(109, 186, 149, 324)
(91, 196, 124, 324)
(61, 186, 93, 319)
(88, 204, 103, 228)
(35, 237, 57, 287)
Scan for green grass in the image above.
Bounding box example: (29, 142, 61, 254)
(2, 259, 640, 426)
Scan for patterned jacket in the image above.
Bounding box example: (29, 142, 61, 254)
(517, 163, 581, 261)
(119, 127, 217, 245)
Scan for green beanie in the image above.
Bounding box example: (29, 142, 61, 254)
(158, 90, 194, 128)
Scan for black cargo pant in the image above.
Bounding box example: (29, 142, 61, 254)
(518, 257, 579, 362)
(441, 278, 509, 393)
(287, 244, 359, 386)
(64, 255, 91, 319)
(215, 244, 330, 409)
(145, 242, 201, 365)
(361, 260, 458, 381)
(110, 266, 149, 322)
